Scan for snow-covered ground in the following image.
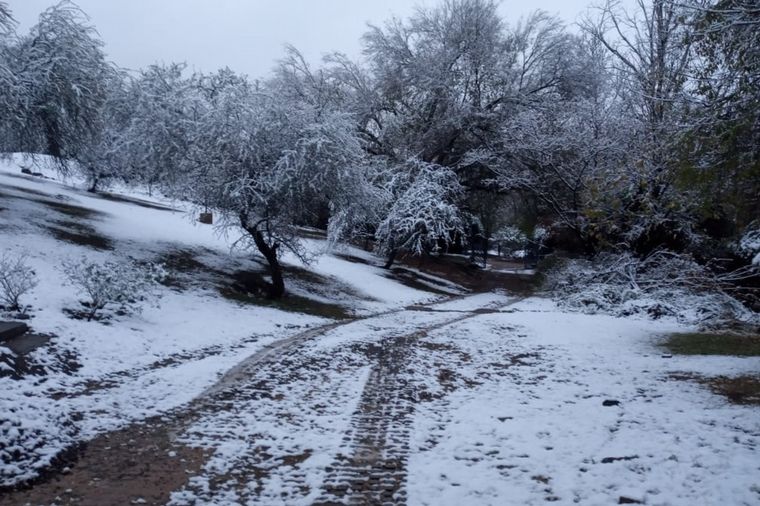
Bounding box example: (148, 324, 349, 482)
(407, 299, 760, 505)
(1, 155, 758, 505)
(0, 155, 452, 487)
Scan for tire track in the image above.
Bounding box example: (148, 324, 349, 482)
(315, 300, 519, 505)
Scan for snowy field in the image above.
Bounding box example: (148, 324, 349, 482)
(0, 156, 450, 488)
(1, 156, 758, 505)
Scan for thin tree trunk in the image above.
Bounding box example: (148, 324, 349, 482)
(384, 249, 398, 269)
(250, 227, 285, 298)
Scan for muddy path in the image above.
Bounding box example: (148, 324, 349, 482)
(314, 310, 497, 505)
(1, 295, 518, 506)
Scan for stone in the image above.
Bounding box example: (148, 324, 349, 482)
(0, 321, 29, 342)
(602, 399, 620, 407)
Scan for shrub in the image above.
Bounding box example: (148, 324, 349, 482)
(62, 258, 166, 321)
(546, 250, 759, 327)
(0, 252, 38, 312)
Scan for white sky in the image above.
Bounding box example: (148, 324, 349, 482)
(10, 0, 602, 79)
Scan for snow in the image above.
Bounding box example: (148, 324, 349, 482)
(172, 308, 461, 505)
(1, 155, 758, 504)
(406, 309, 760, 505)
(0, 155, 451, 487)
(740, 228, 760, 266)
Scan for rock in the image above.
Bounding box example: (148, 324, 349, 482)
(661, 353, 672, 358)
(0, 321, 29, 342)
(601, 455, 638, 464)
(602, 399, 620, 407)
(21, 167, 32, 175)
(618, 496, 643, 504)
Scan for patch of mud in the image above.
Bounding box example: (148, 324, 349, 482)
(92, 191, 176, 211)
(45, 220, 113, 250)
(0, 414, 209, 506)
(670, 372, 760, 405)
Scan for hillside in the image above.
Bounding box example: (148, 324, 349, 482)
(1, 156, 758, 505)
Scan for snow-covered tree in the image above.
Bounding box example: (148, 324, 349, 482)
(581, 0, 697, 254)
(116, 63, 198, 193)
(0, 2, 20, 152)
(362, 0, 510, 165)
(375, 160, 465, 268)
(10, 1, 114, 164)
(75, 69, 134, 192)
(186, 70, 371, 298)
(682, 0, 760, 234)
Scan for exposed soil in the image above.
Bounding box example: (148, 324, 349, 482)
(670, 372, 760, 405)
(395, 252, 537, 295)
(45, 220, 113, 250)
(0, 298, 519, 506)
(0, 414, 209, 506)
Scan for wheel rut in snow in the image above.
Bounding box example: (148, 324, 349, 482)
(314, 308, 511, 506)
(1, 295, 518, 506)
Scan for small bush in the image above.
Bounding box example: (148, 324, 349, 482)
(62, 258, 166, 321)
(546, 250, 759, 327)
(0, 252, 38, 312)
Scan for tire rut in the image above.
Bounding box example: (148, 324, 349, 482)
(314, 303, 518, 506)
(2, 294, 517, 506)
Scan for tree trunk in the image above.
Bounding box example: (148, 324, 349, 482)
(88, 175, 99, 193)
(250, 227, 285, 299)
(384, 249, 398, 269)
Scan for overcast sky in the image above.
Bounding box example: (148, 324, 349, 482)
(10, 0, 602, 79)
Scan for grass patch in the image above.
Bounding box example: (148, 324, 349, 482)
(94, 191, 175, 211)
(333, 253, 372, 265)
(387, 268, 454, 296)
(1, 183, 104, 219)
(155, 248, 229, 291)
(708, 376, 760, 405)
(39, 199, 102, 219)
(45, 222, 113, 250)
(159, 248, 214, 273)
(218, 286, 353, 320)
(1, 183, 52, 198)
(663, 332, 760, 356)
(671, 373, 760, 406)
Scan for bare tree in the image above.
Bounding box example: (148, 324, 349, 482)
(581, 0, 697, 253)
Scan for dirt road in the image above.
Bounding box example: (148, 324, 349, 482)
(2, 295, 518, 506)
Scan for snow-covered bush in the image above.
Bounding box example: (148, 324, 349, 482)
(62, 258, 166, 321)
(0, 251, 37, 312)
(492, 225, 527, 257)
(546, 251, 758, 327)
(738, 225, 760, 266)
(374, 159, 464, 268)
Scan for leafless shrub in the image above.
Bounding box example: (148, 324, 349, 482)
(546, 250, 759, 327)
(0, 251, 38, 312)
(62, 258, 166, 321)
